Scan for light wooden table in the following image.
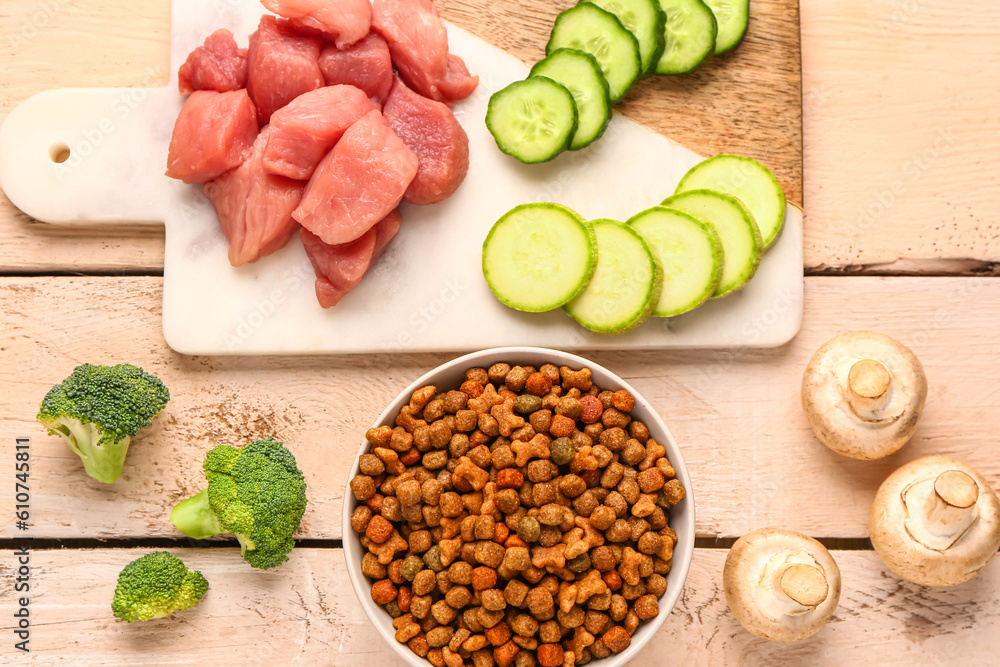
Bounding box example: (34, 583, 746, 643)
(2, 1, 999, 664)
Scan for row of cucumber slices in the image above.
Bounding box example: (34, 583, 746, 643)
(486, 0, 750, 164)
(482, 154, 785, 334)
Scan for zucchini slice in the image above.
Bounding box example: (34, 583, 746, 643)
(675, 154, 786, 249)
(529, 49, 612, 151)
(627, 206, 723, 316)
(547, 3, 642, 103)
(662, 189, 761, 298)
(581, 0, 667, 76)
(563, 218, 663, 334)
(702, 0, 749, 54)
(654, 0, 717, 75)
(483, 203, 597, 312)
(486, 77, 578, 164)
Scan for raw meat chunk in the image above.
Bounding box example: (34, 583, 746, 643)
(302, 209, 402, 308)
(371, 0, 477, 102)
(294, 109, 418, 245)
(382, 77, 469, 205)
(263, 85, 379, 180)
(247, 15, 324, 125)
(439, 54, 479, 102)
(318, 33, 394, 104)
(166, 90, 258, 184)
(177, 29, 248, 95)
(204, 127, 304, 267)
(262, 0, 372, 48)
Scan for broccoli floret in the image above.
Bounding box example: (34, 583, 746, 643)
(170, 437, 307, 570)
(36, 363, 170, 484)
(111, 551, 208, 622)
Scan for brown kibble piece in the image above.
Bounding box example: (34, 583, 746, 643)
(661, 479, 686, 506)
(511, 434, 551, 467)
(560, 366, 593, 391)
(525, 372, 553, 397)
(350, 475, 376, 501)
(601, 626, 631, 653)
(472, 566, 498, 591)
(610, 390, 635, 412)
(494, 641, 520, 667)
(485, 621, 512, 646)
(537, 644, 564, 667)
(548, 415, 576, 439)
(371, 579, 398, 605)
(366, 515, 393, 544)
(455, 456, 490, 491)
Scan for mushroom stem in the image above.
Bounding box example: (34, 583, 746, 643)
(935, 470, 979, 509)
(847, 358, 892, 415)
(903, 471, 981, 551)
(779, 564, 828, 609)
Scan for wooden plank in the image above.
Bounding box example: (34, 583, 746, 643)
(0, 0, 170, 272)
(801, 0, 1000, 271)
(0, 0, 801, 272)
(2, 548, 997, 664)
(3, 276, 1000, 541)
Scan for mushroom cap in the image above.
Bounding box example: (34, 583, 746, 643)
(802, 330, 927, 460)
(723, 527, 841, 642)
(870, 455, 1000, 586)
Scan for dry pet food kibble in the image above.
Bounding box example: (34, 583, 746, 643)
(350, 364, 686, 666)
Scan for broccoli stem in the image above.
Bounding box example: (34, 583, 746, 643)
(59, 419, 130, 484)
(170, 489, 224, 540)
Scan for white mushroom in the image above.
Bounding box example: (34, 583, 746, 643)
(723, 528, 841, 641)
(802, 331, 927, 459)
(870, 455, 1000, 586)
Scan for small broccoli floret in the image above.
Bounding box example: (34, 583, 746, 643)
(36, 363, 170, 484)
(170, 437, 307, 570)
(111, 551, 208, 622)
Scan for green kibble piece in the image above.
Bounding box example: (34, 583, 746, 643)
(656, 489, 671, 510)
(423, 545, 444, 572)
(550, 437, 576, 465)
(515, 395, 543, 414)
(567, 552, 591, 573)
(401, 555, 424, 581)
(517, 515, 541, 543)
(385, 600, 403, 618)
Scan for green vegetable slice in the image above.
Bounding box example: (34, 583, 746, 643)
(529, 49, 612, 151)
(702, 0, 749, 54)
(675, 154, 786, 249)
(486, 78, 578, 164)
(581, 0, 667, 75)
(662, 189, 761, 298)
(627, 206, 723, 316)
(563, 218, 663, 334)
(654, 0, 717, 74)
(483, 203, 597, 312)
(547, 3, 642, 103)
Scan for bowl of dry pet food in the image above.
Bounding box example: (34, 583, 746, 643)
(343, 347, 695, 667)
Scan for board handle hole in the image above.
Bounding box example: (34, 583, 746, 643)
(49, 143, 70, 164)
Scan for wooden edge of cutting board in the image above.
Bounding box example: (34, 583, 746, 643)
(437, 0, 804, 207)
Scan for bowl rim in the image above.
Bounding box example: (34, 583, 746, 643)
(342, 346, 695, 666)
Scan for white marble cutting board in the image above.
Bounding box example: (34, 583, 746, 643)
(0, 0, 803, 355)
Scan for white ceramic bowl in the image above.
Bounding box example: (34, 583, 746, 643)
(343, 347, 695, 666)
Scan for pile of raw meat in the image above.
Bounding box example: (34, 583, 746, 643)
(165, 0, 476, 308)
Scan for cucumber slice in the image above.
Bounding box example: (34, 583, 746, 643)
(563, 218, 663, 334)
(529, 49, 612, 151)
(627, 206, 723, 316)
(702, 0, 749, 54)
(486, 78, 578, 164)
(581, 0, 667, 76)
(662, 189, 761, 298)
(547, 3, 642, 103)
(676, 154, 786, 249)
(654, 0, 717, 75)
(483, 203, 597, 312)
